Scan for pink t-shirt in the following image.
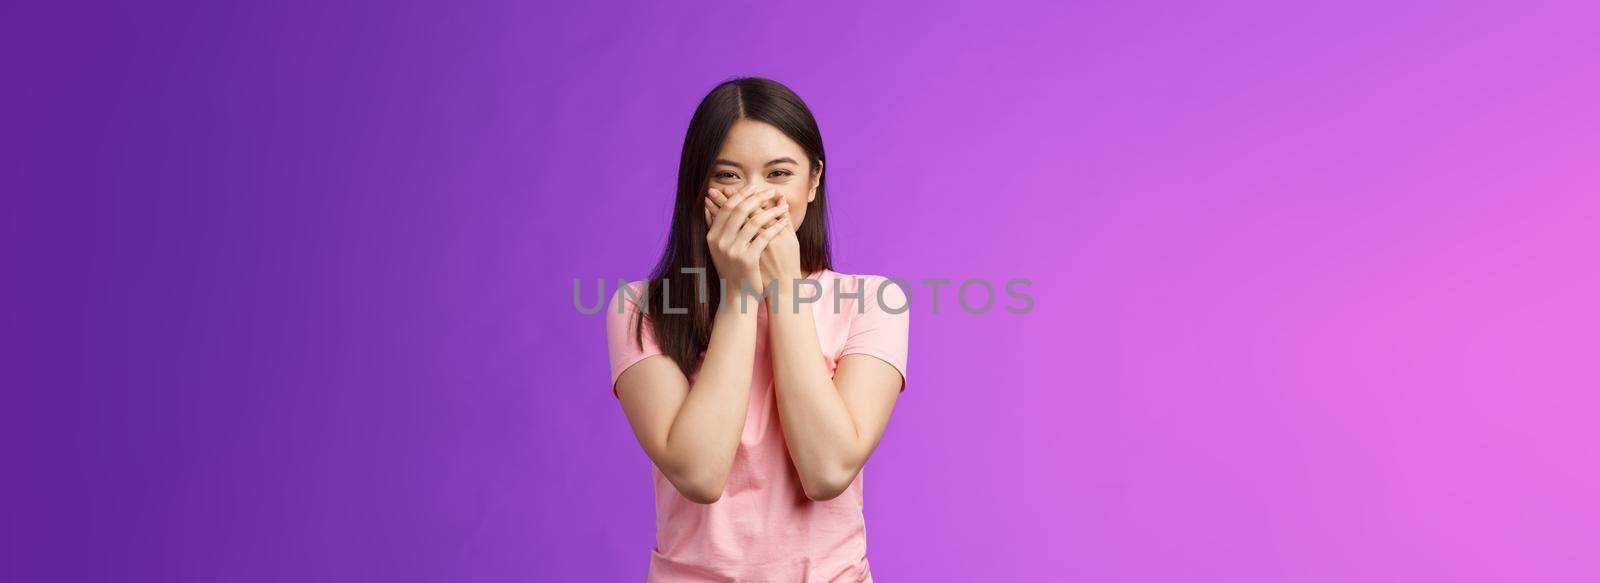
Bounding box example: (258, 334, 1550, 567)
(604, 269, 909, 582)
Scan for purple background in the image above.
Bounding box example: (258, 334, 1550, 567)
(6, 1, 1599, 581)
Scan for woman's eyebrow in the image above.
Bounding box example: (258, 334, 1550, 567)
(713, 157, 798, 168)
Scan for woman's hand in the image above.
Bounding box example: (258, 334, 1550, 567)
(706, 188, 797, 294)
(756, 203, 801, 295)
(703, 187, 789, 297)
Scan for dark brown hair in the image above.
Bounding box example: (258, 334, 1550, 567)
(634, 77, 832, 377)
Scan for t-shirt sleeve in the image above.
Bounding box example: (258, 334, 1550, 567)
(838, 276, 910, 392)
(605, 281, 665, 399)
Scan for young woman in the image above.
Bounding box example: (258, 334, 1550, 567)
(604, 77, 910, 582)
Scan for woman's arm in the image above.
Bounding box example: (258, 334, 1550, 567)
(614, 303, 758, 504)
(706, 189, 906, 501)
(613, 187, 789, 504)
(767, 286, 905, 501)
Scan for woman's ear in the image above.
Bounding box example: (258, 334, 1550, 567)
(808, 159, 823, 203)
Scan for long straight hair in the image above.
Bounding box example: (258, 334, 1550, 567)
(635, 77, 832, 377)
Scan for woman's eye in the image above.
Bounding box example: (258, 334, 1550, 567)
(770, 170, 793, 178)
(714, 172, 737, 180)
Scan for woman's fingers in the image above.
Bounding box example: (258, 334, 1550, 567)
(709, 187, 774, 220)
(709, 189, 730, 213)
(708, 188, 786, 240)
(723, 184, 756, 210)
(734, 199, 790, 252)
(708, 188, 754, 235)
(742, 201, 788, 235)
(708, 187, 782, 209)
(707, 189, 730, 227)
(721, 190, 776, 240)
(749, 217, 789, 253)
(733, 214, 770, 248)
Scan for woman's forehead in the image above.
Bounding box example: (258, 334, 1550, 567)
(718, 120, 802, 159)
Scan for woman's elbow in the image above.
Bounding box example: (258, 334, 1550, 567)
(665, 469, 727, 504)
(801, 468, 856, 502)
(681, 484, 724, 504)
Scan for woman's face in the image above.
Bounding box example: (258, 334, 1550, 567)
(708, 118, 821, 228)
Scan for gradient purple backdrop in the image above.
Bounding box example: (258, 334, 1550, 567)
(5, 1, 1599, 581)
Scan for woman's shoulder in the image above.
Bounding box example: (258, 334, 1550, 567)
(606, 279, 653, 316)
(815, 269, 901, 288)
(812, 269, 908, 307)
(616, 278, 650, 293)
